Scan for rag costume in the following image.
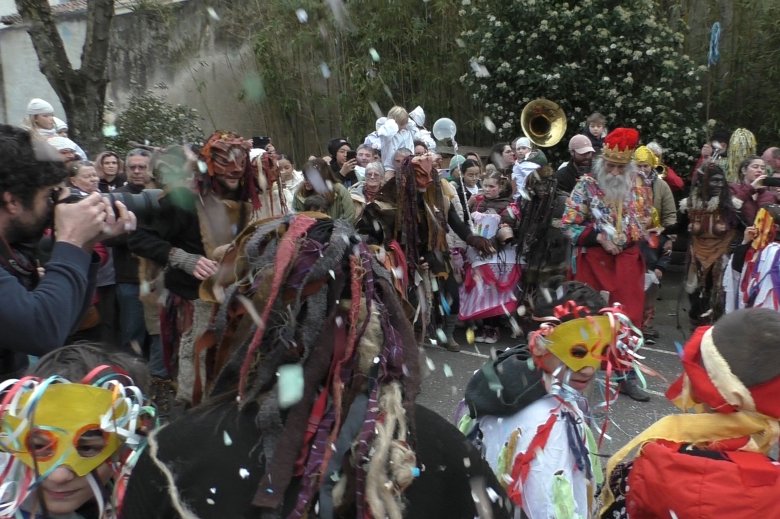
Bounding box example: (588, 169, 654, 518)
(128, 131, 260, 404)
(562, 128, 650, 326)
(121, 214, 510, 519)
(602, 308, 780, 519)
(0, 367, 151, 518)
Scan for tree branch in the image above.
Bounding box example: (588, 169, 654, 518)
(14, 0, 74, 88)
(81, 0, 115, 77)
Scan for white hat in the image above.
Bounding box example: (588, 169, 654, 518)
(27, 98, 54, 115)
(53, 117, 68, 132)
(515, 137, 532, 149)
(409, 106, 425, 128)
(47, 136, 78, 152)
(375, 117, 388, 132)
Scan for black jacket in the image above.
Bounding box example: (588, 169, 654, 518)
(127, 187, 205, 300)
(104, 183, 146, 284)
(554, 160, 584, 195)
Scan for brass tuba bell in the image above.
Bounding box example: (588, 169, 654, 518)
(520, 98, 567, 148)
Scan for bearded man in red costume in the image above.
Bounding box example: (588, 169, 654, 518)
(562, 128, 652, 400)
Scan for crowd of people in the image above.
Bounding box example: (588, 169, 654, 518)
(1, 95, 780, 518)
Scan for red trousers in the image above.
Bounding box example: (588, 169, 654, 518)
(573, 245, 645, 326)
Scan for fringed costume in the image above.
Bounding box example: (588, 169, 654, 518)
(121, 214, 511, 519)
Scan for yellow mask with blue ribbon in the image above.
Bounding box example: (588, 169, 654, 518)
(0, 383, 127, 477)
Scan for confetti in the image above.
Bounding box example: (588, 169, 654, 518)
(483, 116, 496, 133)
(466, 328, 475, 344)
(320, 62, 332, 79)
(223, 431, 233, 446)
(206, 7, 220, 20)
(239, 468, 250, 479)
(425, 356, 435, 371)
(443, 364, 453, 377)
(277, 364, 304, 409)
(436, 328, 447, 344)
(206, 498, 215, 505)
(369, 48, 380, 62)
(295, 9, 308, 23)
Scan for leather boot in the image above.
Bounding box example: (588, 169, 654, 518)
(443, 315, 461, 352)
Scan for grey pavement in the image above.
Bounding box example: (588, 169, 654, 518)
(416, 270, 692, 453)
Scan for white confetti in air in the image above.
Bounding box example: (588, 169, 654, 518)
(463, 457, 471, 468)
(206, 498, 215, 505)
(426, 356, 435, 371)
(517, 305, 526, 316)
(335, 316, 344, 327)
(486, 486, 500, 502)
(209, 487, 216, 494)
(223, 431, 233, 446)
(295, 9, 308, 23)
(277, 364, 304, 409)
(455, 38, 466, 48)
(373, 356, 380, 364)
(320, 62, 331, 78)
(430, 278, 439, 292)
(436, 328, 447, 344)
(483, 116, 496, 133)
(239, 468, 250, 479)
(207, 7, 220, 20)
(443, 364, 453, 377)
(197, 160, 208, 174)
(369, 48, 380, 62)
(328, 269, 336, 280)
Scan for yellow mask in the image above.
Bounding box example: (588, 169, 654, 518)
(541, 315, 615, 372)
(0, 383, 128, 477)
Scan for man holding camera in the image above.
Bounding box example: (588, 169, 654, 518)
(0, 125, 136, 378)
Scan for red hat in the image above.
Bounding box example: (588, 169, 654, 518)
(666, 309, 780, 419)
(602, 127, 640, 164)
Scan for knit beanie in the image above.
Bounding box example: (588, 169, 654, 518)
(27, 98, 54, 115)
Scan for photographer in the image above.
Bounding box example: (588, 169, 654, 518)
(0, 125, 136, 378)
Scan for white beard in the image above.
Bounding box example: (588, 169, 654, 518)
(596, 169, 632, 203)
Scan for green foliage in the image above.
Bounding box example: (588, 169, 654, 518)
(244, 0, 482, 159)
(461, 0, 706, 168)
(105, 91, 202, 156)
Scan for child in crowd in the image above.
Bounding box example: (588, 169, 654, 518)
(458, 282, 647, 519)
(581, 112, 606, 152)
(0, 343, 153, 518)
(461, 170, 517, 343)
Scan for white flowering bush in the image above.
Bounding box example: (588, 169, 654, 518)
(106, 91, 202, 156)
(461, 0, 705, 169)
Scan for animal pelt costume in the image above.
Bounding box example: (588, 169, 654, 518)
(122, 214, 512, 518)
(601, 308, 780, 518)
(678, 162, 742, 324)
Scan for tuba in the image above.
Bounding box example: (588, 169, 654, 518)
(520, 98, 567, 147)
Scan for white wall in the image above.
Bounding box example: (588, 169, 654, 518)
(0, 18, 84, 125)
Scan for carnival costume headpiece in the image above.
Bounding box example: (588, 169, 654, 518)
(529, 285, 648, 400)
(199, 130, 260, 209)
(602, 128, 640, 165)
(191, 213, 421, 518)
(633, 145, 657, 167)
(727, 128, 757, 182)
(0, 367, 151, 517)
(603, 308, 780, 511)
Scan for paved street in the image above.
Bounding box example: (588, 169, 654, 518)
(416, 270, 690, 453)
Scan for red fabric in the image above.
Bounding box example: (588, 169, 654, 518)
(627, 441, 780, 519)
(572, 245, 645, 326)
(665, 325, 737, 414)
(664, 165, 684, 192)
(90, 242, 110, 304)
(507, 412, 558, 507)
